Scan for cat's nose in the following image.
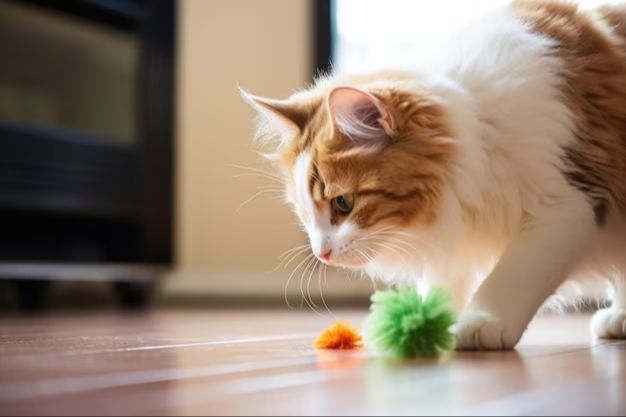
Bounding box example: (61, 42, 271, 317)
(318, 249, 332, 261)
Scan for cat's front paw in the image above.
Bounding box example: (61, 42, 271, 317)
(455, 310, 524, 350)
(592, 308, 626, 339)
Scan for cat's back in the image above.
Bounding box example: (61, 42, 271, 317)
(512, 0, 626, 223)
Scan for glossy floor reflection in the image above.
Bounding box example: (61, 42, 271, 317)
(0, 310, 624, 415)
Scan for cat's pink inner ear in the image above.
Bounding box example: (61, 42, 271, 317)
(328, 87, 394, 134)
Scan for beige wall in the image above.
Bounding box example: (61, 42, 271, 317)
(167, 0, 372, 300)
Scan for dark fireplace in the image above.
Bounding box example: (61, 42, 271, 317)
(0, 0, 176, 308)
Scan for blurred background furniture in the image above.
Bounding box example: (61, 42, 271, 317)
(0, 0, 175, 309)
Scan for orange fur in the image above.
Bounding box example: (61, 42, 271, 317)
(266, 75, 457, 230)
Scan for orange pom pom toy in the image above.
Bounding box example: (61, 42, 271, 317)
(314, 320, 363, 350)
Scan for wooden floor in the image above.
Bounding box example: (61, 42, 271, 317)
(0, 309, 624, 416)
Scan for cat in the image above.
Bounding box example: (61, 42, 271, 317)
(242, 0, 626, 350)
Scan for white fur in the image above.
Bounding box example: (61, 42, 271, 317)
(423, 7, 625, 347)
(293, 152, 327, 256)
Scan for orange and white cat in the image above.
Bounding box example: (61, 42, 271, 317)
(242, 1, 626, 349)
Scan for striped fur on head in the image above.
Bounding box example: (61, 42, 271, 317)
(244, 76, 456, 266)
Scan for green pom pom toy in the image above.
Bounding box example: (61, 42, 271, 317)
(364, 286, 457, 358)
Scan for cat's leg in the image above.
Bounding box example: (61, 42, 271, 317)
(456, 195, 596, 350)
(591, 275, 626, 339)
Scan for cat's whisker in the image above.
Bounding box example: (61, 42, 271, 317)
(380, 240, 419, 265)
(362, 236, 414, 258)
(266, 245, 310, 274)
(355, 246, 381, 292)
(374, 230, 445, 256)
(297, 254, 317, 310)
(283, 252, 313, 309)
(236, 189, 283, 212)
(278, 243, 310, 260)
(318, 263, 335, 318)
(233, 172, 283, 184)
(354, 228, 424, 270)
(367, 240, 413, 269)
(361, 247, 382, 292)
(299, 256, 323, 315)
(281, 247, 312, 269)
(358, 231, 419, 259)
(361, 246, 378, 292)
(258, 187, 284, 193)
(260, 192, 285, 201)
(255, 187, 284, 198)
(372, 236, 419, 259)
(284, 253, 315, 310)
(353, 249, 367, 264)
(306, 258, 322, 314)
(304, 257, 318, 310)
(355, 248, 375, 265)
(227, 163, 283, 182)
(257, 183, 284, 189)
(375, 229, 414, 239)
(364, 230, 417, 246)
(359, 228, 412, 241)
(365, 246, 381, 264)
(352, 228, 401, 249)
(362, 245, 377, 259)
(279, 243, 310, 256)
(355, 247, 378, 267)
(356, 226, 395, 242)
(388, 233, 440, 255)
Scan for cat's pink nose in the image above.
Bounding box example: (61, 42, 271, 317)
(318, 249, 332, 261)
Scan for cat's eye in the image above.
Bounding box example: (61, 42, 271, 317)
(331, 195, 353, 214)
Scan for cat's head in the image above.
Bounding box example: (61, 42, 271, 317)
(242, 75, 456, 269)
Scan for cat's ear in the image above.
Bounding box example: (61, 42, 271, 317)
(327, 87, 395, 147)
(242, 94, 309, 130)
(240, 88, 309, 148)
